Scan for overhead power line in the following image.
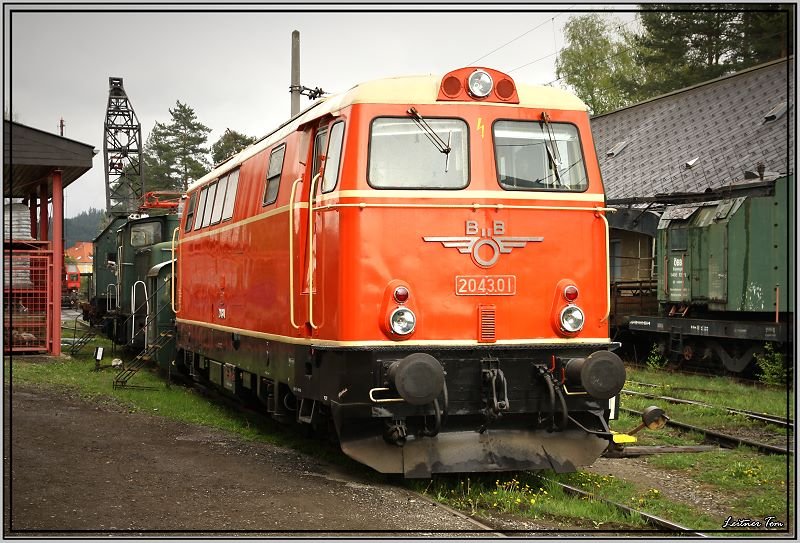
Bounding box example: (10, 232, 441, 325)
(467, 8, 574, 66)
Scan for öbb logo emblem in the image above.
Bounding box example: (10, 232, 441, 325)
(424, 220, 544, 268)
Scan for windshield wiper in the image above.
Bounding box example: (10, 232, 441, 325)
(540, 112, 563, 186)
(407, 107, 452, 172)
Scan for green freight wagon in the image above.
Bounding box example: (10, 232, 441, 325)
(629, 175, 794, 372)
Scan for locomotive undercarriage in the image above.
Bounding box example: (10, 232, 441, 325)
(175, 323, 625, 477)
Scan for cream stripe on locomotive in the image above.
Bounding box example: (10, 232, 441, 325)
(175, 317, 611, 348)
(180, 193, 608, 244)
(316, 190, 606, 203)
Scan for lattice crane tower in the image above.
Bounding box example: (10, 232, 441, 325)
(103, 77, 144, 216)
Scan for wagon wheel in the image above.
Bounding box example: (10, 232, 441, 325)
(682, 344, 694, 362)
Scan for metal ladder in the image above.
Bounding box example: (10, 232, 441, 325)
(112, 330, 174, 389)
(112, 277, 173, 389)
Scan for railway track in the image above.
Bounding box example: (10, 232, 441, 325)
(170, 377, 712, 534)
(537, 477, 708, 536)
(620, 407, 793, 456)
(622, 388, 793, 429)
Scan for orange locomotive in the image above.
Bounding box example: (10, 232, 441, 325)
(174, 67, 627, 477)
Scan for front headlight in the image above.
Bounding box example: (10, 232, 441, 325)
(559, 305, 585, 333)
(389, 307, 416, 335)
(467, 69, 493, 98)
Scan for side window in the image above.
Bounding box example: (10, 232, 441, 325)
(312, 128, 328, 180)
(221, 169, 239, 221)
(184, 192, 197, 233)
(210, 175, 228, 225)
(263, 145, 286, 206)
(193, 187, 209, 230)
(321, 122, 345, 193)
(200, 182, 218, 228)
(130, 222, 162, 248)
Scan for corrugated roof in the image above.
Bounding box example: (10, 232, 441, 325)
(591, 58, 794, 202)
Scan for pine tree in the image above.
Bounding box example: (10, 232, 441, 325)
(635, 4, 790, 98)
(211, 128, 257, 165)
(142, 101, 211, 193)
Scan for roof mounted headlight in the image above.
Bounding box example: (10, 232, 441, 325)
(467, 69, 493, 98)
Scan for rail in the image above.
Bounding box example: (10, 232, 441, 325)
(622, 389, 792, 429)
(307, 172, 322, 330)
(117, 275, 172, 349)
(288, 177, 303, 329)
(620, 407, 792, 456)
(131, 280, 149, 345)
(170, 226, 180, 314)
(541, 477, 708, 536)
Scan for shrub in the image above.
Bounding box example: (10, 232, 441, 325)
(645, 343, 668, 370)
(754, 342, 787, 385)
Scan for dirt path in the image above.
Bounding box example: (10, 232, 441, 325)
(4, 384, 489, 536)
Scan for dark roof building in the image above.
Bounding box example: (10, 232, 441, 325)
(4, 120, 96, 356)
(3, 120, 95, 198)
(591, 57, 794, 204)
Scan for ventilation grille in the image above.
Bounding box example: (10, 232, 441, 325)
(478, 305, 496, 343)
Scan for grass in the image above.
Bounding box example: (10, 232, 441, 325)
(625, 366, 793, 420)
(415, 472, 645, 529)
(4, 342, 346, 467)
(414, 469, 721, 531)
(6, 340, 794, 534)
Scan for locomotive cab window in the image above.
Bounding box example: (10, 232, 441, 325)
(263, 145, 286, 206)
(200, 182, 218, 228)
(130, 222, 162, 247)
(312, 127, 328, 180)
(493, 120, 588, 192)
(184, 192, 197, 232)
(221, 169, 239, 220)
(193, 187, 209, 230)
(368, 117, 468, 189)
(209, 175, 228, 225)
(321, 122, 345, 193)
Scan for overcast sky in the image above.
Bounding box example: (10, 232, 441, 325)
(5, 4, 638, 217)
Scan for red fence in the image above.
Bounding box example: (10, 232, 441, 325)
(4, 241, 53, 353)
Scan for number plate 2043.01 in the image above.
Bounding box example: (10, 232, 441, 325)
(455, 275, 516, 296)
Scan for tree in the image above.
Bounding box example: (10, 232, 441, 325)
(555, 14, 645, 114)
(142, 101, 211, 192)
(635, 4, 791, 97)
(62, 207, 105, 248)
(735, 4, 793, 68)
(210, 128, 257, 165)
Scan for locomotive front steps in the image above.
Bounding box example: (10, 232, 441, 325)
(112, 331, 174, 389)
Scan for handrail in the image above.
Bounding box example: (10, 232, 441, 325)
(106, 283, 117, 312)
(124, 274, 171, 346)
(598, 212, 611, 323)
(288, 177, 303, 329)
(131, 280, 149, 345)
(307, 172, 322, 330)
(170, 226, 180, 314)
(116, 245, 123, 308)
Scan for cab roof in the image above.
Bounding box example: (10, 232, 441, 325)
(189, 71, 587, 191)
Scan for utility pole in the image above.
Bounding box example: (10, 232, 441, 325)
(289, 31, 325, 118)
(290, 30, 301, 117)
